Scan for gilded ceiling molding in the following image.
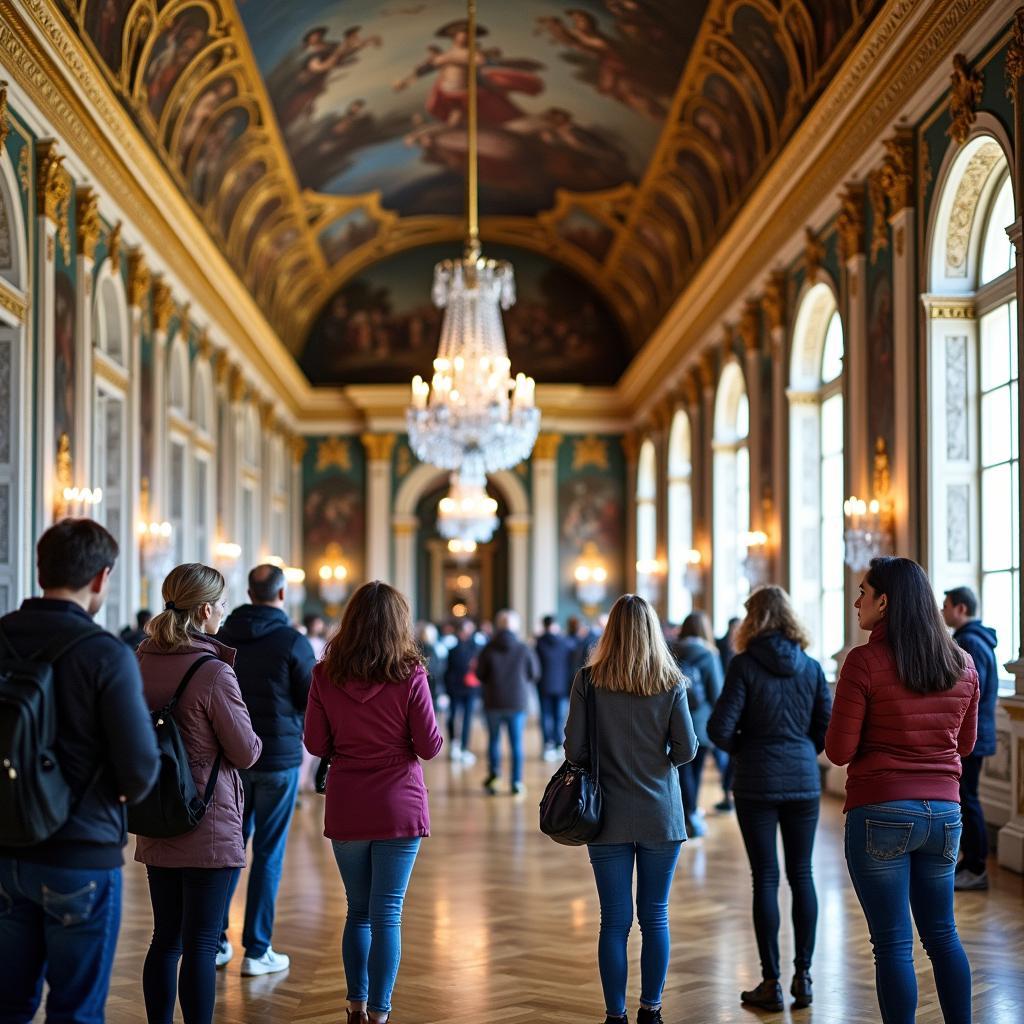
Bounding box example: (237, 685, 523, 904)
(948, 53, 984, 145)
(803, 226, 825, 281)
(1005, 7, 1024, 99)
(867, 168, 888, 263)
(126, 248, 150, 307)
(75, 185, 100, 259)
(836, 183, 866, 262)
(35, 139, 71, 260)
(880, 127, 915, 213)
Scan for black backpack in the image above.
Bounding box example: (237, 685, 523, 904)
(127, 655, 221, 839)
(0, 619, 106, 846)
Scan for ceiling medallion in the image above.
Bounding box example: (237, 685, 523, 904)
(406, 0, 539, 479)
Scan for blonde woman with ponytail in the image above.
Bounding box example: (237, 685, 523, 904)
(135, 564, 261, 1024)
(563, 593, 697, 1024)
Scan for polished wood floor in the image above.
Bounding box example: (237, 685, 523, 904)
(43, 727, 1024, 1023)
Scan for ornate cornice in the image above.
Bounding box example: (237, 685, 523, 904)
(361, 432, 397, 462)
(126, 247, 149, 307)
(881, 126, 915, 213)
(837, 183, 866, 262)
(948, 53, 984, 145)
(75, 185, 100, 259)
(926, 298, 976, 319)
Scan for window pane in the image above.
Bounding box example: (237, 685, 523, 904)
(980, 174, 1015, 285)
(1011, 300, 1018, 380)
(981, 305, 1011, 392)
(981, 463, 1013, 571)
(821, 394, 843, 457)
(981, 385, 1013, 467)
(736, 394, 749, 439)
(821, 312, 844, 383)
(822, 588, 845, 672)
(981, 570, 1014, 684)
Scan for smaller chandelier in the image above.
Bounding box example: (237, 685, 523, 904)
(437, 466, 499, 544)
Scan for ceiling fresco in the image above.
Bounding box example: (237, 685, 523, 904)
(56, 0, 882, 387)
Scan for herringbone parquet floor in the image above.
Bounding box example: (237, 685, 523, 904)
(46, 730, 1024, 1023)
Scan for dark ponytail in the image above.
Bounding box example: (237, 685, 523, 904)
(866, 556, 966, 693)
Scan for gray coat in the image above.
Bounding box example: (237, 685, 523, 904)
(564, 672, 697, 844)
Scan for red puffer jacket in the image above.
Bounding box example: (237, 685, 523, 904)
(825, 621, 979, 812)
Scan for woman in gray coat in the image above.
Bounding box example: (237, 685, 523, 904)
(564, 594, 697, 1024)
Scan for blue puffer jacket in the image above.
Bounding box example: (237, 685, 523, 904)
(708, 632, 832, 802)
(217, 605, 316, 772)
(953, 620, 999, 757)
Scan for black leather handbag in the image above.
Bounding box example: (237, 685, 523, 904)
(539, 670, 603, 846)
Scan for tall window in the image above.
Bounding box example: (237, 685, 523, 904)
(192, 363, 215, 563)
(928, 139, 1018, 693)
(789, 284, 845, 673)
(713, 362, 749, 635)
(636, 439, 658, 603)
(667, 410, 693, 624)
(166, 340, 191, 565)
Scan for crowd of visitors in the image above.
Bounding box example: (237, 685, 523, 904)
(0, 518, 998, 1024)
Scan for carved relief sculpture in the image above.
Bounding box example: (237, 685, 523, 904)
(1006, 8, 1024, 100)
(836, 183, 866, 262)
(947, 53, 984, 145)
(150, 275, 174, 332)
(880, 128, 914, 214)
(75, 186, 101, 259)
(127, 247, 150, 307)
(36, 139, 71, 262)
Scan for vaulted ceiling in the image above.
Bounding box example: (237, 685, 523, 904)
(57, 0, 881, 386)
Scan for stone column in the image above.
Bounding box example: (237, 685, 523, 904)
(73, 187, 99, 491)
(761, 274, 788, 587)
(361, 433, 396, 583)
(149, 275, 174, 519)
(530, 432, 562, 628)
(35, 141, 69, 528)
(881, 129, 918, 557)
(506, 513, 531, 623)
(740, 300, 765, 577)
(681, 372, 706, 607)
(126, 247, 149, 614)
(621, 431, 640, 594)
(392, 515, 419, 606)
(289, 435, 306, 572)
(699, 351, 717, 612)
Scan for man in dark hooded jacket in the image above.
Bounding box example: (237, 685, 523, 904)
(942, 586, 1000, 891)
(216, 564, 316, 974)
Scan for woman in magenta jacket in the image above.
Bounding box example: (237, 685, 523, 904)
(826, 556, 979, 1024)
(304, 581, 443, 1024)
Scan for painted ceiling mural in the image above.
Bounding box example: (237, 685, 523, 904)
(56, 0, 881, 386)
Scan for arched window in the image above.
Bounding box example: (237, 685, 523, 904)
(928, 136, 1018, 693)
(713, 361, 750, 635)
(166, 339, 192, 565)
(789, 283, 845, 673)
(667, 410, 693, 623)
(635, 438, 658, 602)
(191, 361, 215, 562)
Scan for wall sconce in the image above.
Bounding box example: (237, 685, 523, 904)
(265, 556, 307, 607)
(574, 541, 609, 615)
(317, 543, 350, 605)
(741, 531, 770, 587)
(844, 437, 894, 571)
(213, 540, 242, 565)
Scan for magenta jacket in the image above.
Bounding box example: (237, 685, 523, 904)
(303, 662, 443, 841)
(134, 634, 262, 869)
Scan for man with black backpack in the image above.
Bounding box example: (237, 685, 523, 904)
(0, 519, 159, 1023)
(216, 563, 316, 975)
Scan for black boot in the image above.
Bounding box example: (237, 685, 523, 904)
(637, 1008, 664, 1024)
(791, 970, 813, 1008)
(741, 980, 784, 1012)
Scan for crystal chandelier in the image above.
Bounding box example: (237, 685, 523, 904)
(437, 464, 499, 544)
(406, 0, 539, 473)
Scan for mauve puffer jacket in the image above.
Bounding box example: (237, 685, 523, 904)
(134, 634, 262, 869)
(825, 621, 979, 812)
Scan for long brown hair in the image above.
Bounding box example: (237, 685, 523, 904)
(146, 563, 225, 651)
(678, 610, 715, 645)
(322, 580, 422, 686)
(587, 594, 682, 695)
(735, 584, 811, 653)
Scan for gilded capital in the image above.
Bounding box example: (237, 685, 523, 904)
(803, 227, 825, 282)
(739, 299, 760, 353)
(258, 397, 276, 430)
(361, 432, 397, 462)
(698, 348, 717, 390)
(151, 275, 174, 332)
(228, 364, 246, 404)
(36, 140, 71, 262)
(196, 329, 213, 361)
(761, 271, 786, 333)
(620, 430, 641, 465)
(868, 169, 888, 263)
(948, 54, 983, 145)
(290, 435, 309, 464)
(533, 432, 563, 461)
(214, 349, 230, 385)
(107, 221, 122, 269)
(880, 128, 914, 213)
(1006, 8, 1024, 100)
(681, 372, 700, 407)
(127, 248, 150, 307)
(75, 187, 101, 260)
(836, 183, 865, 262)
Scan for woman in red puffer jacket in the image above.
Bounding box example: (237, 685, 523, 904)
(826, 556, 978, 1024)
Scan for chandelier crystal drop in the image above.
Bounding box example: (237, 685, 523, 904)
(436, 463, 500, 544)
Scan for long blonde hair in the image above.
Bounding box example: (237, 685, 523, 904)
(587, 594, 682, 695)
(735, 584, 811, 653)
(146, 563, 225, 651)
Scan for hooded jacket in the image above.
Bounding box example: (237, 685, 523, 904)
(477, 629, 540, 712)
(670, 635, 724, 747)
(134, 634, 262, 869)
(217, 604, 316, 772)
(953, 620, 999, 757)
(708, 632, 832, 802)
(303, 663, 443, 841)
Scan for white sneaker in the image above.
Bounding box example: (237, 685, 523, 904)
(543, 746, 561, 762)
(449, 741, 463, 762)
(460, 749, 477, 765)
(215, 940, 233, 969)
(241, 947, 290, 976)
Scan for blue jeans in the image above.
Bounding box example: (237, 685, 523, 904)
(846, 800, 972, 1024)
(332, 839, 421, 1016)
(144, 866, 233, 1024)
(447, 691, 478, 750)
(587, 842, 682, 1016)
(486, 710, 526, 785)
(0, 858, 122, 1024)
(222, 767, 300, 958)
(539, 694, 569, 747)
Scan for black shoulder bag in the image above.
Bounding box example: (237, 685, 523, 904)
(539, 669, 604, 846)
(128, 655, 221, 838)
